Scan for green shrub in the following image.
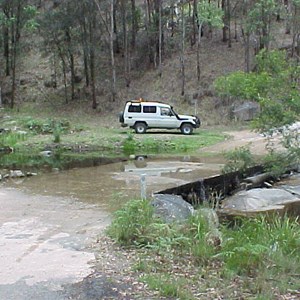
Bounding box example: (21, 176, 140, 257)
(222, 146, 255, 175)
(106, 199, 156, 246)
(0, 131, 26, 148)
(219, 216, 300, 275)
(24, 117, 70, 134)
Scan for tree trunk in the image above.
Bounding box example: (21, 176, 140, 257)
(245, 32, 250, 73)
(196, 22, 203, 82)
(158, 0, 162, 77)
(113, 0, 120, 53)
(81, 8, 90, 87)
(10, 0, 22, 108)
(90, 12, 97, 109)
(110, 0, 116, 102)
(180, 6, 185, 96)
(144, 0, 153, 64)
(65, 28, 75, 100)
(227, 0, 231, 48)
(222, 0, 227, 42)
(2, 4, 10, 77)
(121, 0, 130, 87)
(131, 0, 137, 48)
(192, 0, 198, 46)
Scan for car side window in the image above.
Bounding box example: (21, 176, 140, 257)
(160, 107, 170, 116)
(128, 104, 141, 113)
(143, 106, 156, 113)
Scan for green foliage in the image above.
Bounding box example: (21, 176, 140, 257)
(255, 49, 288, 75)
(215, 71, 271, 101)
(0, 131, 27, 148)
(23, 5, 39, 30)
(141, 274, 195, 300)
(197, 0, 224, 28)
(222, 146, 255, 175)
(122, 131, 225, 155)
(53, 125, 62, 143)
(215, 49, 300, 159)
(219, 216, 300, 275)
(263, 151, 291, 178)
(24, 118, 70, 134)
(245, 0, 277, 33)
(108, 199, 300, 298)
(253, 96, 297, 132)
(186, 211, 217, 262)
(106, 199, 156, 246)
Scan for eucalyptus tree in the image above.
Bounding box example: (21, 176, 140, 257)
(77, 0, 98, 108)
(238, 0, 282, 72)
(94, 0, 117, 102)
(39, 1, 79, 103)
(290, 0, 300, 58)
(179, 3, 186, 96)
(0, 0, 37, 108)
(195, 0, 223, 81)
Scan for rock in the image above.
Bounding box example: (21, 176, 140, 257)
(243, 173, 272, 189)
(26, 172, 37, 177)
(40, 150, 52, 157)
(231, 101, 260, 121)
(221, 188, 300, 214)
(197, 208, 219, 228)
(10, 170, 25, 178)
(279, 185, 300, 197)
(151, 194, 194, 223)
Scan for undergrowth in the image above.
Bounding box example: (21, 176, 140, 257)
(107, 199, 300, 299)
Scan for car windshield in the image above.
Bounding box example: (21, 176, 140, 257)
(170, 106, 179, 118)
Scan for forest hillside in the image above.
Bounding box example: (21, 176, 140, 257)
(0, 0, 298, 126)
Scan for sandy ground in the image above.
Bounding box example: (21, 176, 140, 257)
(202, 129, 283, 155)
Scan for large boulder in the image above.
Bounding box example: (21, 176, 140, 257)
(221, 188, 300, 216)
(151, 194, 194, 223)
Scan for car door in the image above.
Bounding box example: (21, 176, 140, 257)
(159, 107, 179, 128)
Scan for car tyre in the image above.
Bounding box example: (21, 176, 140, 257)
(135, 122, 147, 134)
(180, 123, 193, 135)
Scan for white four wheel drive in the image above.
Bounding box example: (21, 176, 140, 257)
(119, 100, 201, 135)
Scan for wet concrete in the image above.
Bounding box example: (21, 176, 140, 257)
(0, 156, 224, 299)
(0, 188, 110, 300)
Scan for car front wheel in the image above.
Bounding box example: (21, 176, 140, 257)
(180, 123, 193, 135)
(134, 122, 147, 134)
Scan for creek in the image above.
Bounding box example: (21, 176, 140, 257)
(4, 155, 225, 212)
(0, 155, 227, 300)
(1, 155, 300, 299)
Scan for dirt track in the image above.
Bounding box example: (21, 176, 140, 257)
(201, 129, 283, 156)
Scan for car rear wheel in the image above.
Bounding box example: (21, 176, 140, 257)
(180, 123, 193, 135)
(135, 122, 147, 134)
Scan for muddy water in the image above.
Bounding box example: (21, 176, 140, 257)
(0, 156, 224, 299)
(7, 156, 224, 212)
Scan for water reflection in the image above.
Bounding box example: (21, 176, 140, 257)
(4, 157, 224, 212)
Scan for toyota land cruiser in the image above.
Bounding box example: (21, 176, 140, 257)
(119, 100, 201, 135)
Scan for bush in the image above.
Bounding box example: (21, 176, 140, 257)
(219, 216, 300, 275)
(222, 146, 255, 175)
(106, 199, 156, 246)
